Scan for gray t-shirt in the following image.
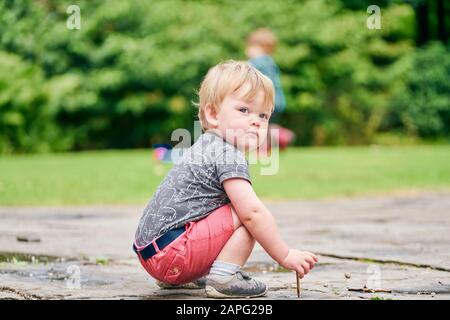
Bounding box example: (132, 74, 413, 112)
(135, 131, 251, 247)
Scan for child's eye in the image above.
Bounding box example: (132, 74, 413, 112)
(239, 107, 249, 114)
(259, 113, 269, 120)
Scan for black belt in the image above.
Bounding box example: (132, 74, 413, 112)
(133, 226, 186, 261)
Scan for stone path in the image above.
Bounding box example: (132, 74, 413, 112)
(1, 191, 449, 300)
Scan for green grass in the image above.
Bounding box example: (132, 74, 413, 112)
(0, 145, 449, 206)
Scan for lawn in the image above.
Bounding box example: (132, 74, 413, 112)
(0, 145, 449, 206)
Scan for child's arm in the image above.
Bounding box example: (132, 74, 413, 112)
(223, 178, 318, 277)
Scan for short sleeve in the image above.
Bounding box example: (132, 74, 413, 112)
(215, 145, 252, 185)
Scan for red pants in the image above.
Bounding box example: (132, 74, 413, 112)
(136, 204, 235, 284)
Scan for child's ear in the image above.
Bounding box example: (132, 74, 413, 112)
(204, 103, 219, 128)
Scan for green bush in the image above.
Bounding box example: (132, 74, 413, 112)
(0, 51, 70, 153)
(1, 0, 445, 152)
(386, 42, 450, 138)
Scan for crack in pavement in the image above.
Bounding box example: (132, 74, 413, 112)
(315, 252, 450, 272)
(0, 286, 43, 300)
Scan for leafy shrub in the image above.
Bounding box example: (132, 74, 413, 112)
(386, 42, 450, 138)
(1, 0, 443, 152)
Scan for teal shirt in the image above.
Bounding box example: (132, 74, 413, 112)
(249, 55, 286, 115)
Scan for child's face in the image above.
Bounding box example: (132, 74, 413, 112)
(214, 86, 271, 152)
(245, 45, 266, 59)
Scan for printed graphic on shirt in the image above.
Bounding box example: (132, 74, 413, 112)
(135, 131, 251, 247)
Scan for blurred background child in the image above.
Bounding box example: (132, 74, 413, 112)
(246, 28, 295, 154)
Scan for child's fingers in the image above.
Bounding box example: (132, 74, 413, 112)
(296, 266, 305, 278)
(305, 256, 316, 269)
(301, 262, 310, 274)
(304, 251, 319, 262)
(308, 252, 319, 262)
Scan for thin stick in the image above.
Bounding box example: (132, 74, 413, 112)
(296, 272, 300, 298)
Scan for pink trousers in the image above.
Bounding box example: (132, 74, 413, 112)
(136, 204, 235, 284)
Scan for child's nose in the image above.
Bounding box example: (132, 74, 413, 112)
(250, 115, 261, 126)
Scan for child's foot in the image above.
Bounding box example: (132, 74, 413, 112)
(205, 270, 268, 298)
(156, 277, 206, 290)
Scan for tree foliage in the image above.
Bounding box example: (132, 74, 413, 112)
(0, 0, 448, 153)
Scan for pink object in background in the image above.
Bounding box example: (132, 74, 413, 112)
(277, 126, 295, 150)
(153, 147, 167, 161)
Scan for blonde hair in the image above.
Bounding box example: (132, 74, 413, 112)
(195, 60, 275, 131)
(246, 28, 277, 54)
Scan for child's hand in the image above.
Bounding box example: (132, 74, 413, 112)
(280, 249, 319, 278)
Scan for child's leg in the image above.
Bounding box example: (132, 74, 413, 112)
(206, 205, 267, 298)
(214, 205, 255, 266)
(139, 204, 251, 287)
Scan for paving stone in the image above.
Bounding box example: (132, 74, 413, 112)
(1, 192, 449, 299)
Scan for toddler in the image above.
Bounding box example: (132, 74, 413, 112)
(133, 60, 318, 298)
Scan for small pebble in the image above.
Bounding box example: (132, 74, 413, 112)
(345, 272, 351, 279)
